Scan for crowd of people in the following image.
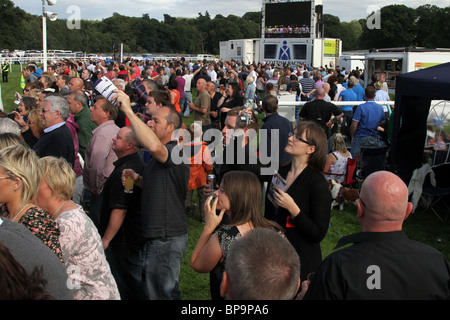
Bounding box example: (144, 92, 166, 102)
(0, 55, 448, 301)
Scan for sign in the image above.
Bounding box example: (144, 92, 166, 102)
(324, 39, 339, 56)
(414, 62, 441, 70)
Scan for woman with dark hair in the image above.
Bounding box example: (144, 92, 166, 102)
(217, 82, 243, 129)
(168, 77, 181, 114)
(191, 170, 283, 300)
(0, 242, 55, 300)
(264, 121, 331, 282)
(327, 74, 338, 101)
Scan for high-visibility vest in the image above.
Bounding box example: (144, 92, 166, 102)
(2, 63, 9, 73)
(20, 75, 25, 89)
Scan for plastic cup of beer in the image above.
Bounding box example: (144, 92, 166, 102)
(220, 84, 224, 91)
(124, 177, 134, 193)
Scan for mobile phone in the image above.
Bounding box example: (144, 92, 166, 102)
(7, 112, 15, 120)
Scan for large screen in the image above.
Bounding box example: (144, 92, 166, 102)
(264, 1, 312, 38)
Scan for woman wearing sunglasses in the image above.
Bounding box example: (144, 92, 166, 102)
(265, 121, 331, 282)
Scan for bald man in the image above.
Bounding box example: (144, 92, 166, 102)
(304, 171, 450, 300)
(299, 86, 342, 138)
(68, 77, 85, 91)
(189, 78, 211, 132)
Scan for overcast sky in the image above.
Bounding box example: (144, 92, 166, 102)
(11, 0, 450, 23)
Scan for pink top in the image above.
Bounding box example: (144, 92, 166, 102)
(56, 205, 120, 300)
(83, 120, 119, 196)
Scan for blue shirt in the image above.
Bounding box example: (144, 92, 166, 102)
(352, 83, 365, 101)
(352, 100, 385, 138)
(339, 89, 357, 111)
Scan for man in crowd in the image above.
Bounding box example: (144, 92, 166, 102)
(260, 94, 293, 167)
(83, 96, 120, 229)
(67, 90, 97, 159)
(100, 126, 146, 300)
(350, 86, 386, 159)
(221, 228, 301, 300)
(305, 171, 450, 300)
(299, 87, 343, 139)
(189, 78, 211, 132)
(113, 90, 189, 300)
(33, 95, 75, 167)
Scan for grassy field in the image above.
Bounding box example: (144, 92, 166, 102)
(2, 65, 449, 300)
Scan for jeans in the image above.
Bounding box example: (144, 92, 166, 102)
(351, 135, 386, 159)
(106, 244, 147, 300)
(183, 92, 193, 116)
(145, 233, 188, 300)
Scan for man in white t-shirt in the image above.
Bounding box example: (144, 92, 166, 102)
(207, 64, 217, 83)
(248, 64, 257, 84)
(182, 65, 203, 117)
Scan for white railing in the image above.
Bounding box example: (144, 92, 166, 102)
(274, 99, 395, 123)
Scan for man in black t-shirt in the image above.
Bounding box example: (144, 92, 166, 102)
(304, 171, 450, 300)
(99, 126, 146, 300)
(299, 87, 343, 138)
(114, 90, 189, 300)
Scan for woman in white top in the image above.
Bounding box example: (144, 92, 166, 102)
(36, 156, 120, 300)
(324, 133, 352, 184)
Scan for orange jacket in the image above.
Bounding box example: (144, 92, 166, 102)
(186, 141, 213, 190)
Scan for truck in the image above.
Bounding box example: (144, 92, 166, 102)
(364, 48, 450, 94)
(219, 37, 341, 67)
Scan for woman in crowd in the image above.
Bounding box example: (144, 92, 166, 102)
(0, 242, 55, 300)
(255, 70, 267, 101)
(0, 144, 64, 263)
(243, 75, 256, 110)
(36, 156, 120, 300)
(191, 171, 283, 300)
(16, 96, 38, 124)
(264, 121, 331, 282)
(14, 109, 44, 148)
(0, 132, 27, 150)
(323, 133, 353, 184)
(168, 77, 181, 114)
(217, 82, 243, 129)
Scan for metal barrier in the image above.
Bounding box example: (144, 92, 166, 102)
(273, 97, 395, 123)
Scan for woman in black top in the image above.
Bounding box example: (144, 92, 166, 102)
(265, 121, 331, 281)
(217, 82, 243, 129)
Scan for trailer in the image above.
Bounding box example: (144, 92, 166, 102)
(364, 48, 450, 94)
(219, 37, 341, 67)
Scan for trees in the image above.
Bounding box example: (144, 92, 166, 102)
(0, 0, 448, 55)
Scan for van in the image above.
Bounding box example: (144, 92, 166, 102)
(196, 54, 219, 62)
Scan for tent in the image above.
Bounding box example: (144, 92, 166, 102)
(391, 62, 450, 184)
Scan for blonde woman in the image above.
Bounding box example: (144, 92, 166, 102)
(0, 144, 63, 262)
(323, 133, 353, 184)
(36, 156, 120, 300)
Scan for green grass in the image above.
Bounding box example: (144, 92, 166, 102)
(3, 65, 449, 300)
(1, 64, 23, 113)
(180, 199, 450, 300)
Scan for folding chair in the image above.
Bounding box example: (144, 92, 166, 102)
(419, 163, 450, 222)
(324, 156, 358, 188)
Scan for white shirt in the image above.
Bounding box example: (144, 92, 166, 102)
(208, 69, 217, 82)
(183, 74, 194, 92)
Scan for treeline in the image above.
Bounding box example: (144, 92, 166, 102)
(0, 0, 448, 55)
(324, 4, 450, 51)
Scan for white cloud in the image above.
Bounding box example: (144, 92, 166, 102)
(11, 0, 450, 22)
